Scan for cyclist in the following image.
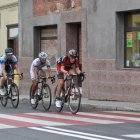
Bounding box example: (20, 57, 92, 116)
(55, 49, 83, 107)
(0, 48, 22, 95)
(30, 52, 55, 104)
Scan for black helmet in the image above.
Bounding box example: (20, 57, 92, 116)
(5, 48, 13, 55)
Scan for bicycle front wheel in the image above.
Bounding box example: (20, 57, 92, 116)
(41, 84, 52, 111)
(0, 85, 8, 107)
(68, 84, 81, 114)
(11, 83, 19, 108)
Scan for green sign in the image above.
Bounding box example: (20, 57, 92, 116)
(138, 32, 140, 40)
(127, 39, 133, 48)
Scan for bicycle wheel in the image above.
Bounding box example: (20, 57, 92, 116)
(68, 84, 81, 114)
(0, 85, 8, 107)
(54, 85, 65, 112)
(11, 83, 19, 108)
(41, 84, 52, 111)
(30, 85, 38, 109)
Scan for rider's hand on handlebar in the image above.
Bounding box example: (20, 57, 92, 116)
(19, 74, 23, 80)
(51, 76, 55, 84)
(64, 71, 69, 76)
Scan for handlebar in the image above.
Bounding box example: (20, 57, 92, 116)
(0, 73, 23, 78)
(65, 72, 85, 82)
(38, 75, 55, 84)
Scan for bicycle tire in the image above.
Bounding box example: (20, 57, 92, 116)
(54, 85, 65, 112)
(11, 83, 19, 108)
(0, 85, 8, 107)
(68, 84, 81, 114)
(30, 85, 38, 109)
(41, 84, 52, 111)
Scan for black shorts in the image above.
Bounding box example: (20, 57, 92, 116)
(57, 72, 64, 79)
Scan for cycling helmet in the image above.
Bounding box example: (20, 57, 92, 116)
(5, 48, 13, 55)
(68, 49, 78, 57)
(38, 52, 47, 59)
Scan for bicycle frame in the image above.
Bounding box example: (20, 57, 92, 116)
(54, 72, 85, 114)
(0, 73, 23, 108)
(30, 75, 55, 111)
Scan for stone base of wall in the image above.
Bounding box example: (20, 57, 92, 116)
(88, 59, 140, 102)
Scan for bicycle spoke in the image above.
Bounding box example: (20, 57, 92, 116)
(0, 86, 8, 107)
(42, 84, 52, 111)
(11, 83, 19, 108)
(68, 84, 81, 114)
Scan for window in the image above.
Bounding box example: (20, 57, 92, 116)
(9, 27, 18, 38)
(125, 12, 140, 68)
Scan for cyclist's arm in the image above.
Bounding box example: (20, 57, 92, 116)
(61, 65, 69, 75)
(33, 66, 38, 80)
(76, 67, 81, 74)
(14, 64, 21, 74)
(47, 67, 52, 77)
(2, 64, 6, 78)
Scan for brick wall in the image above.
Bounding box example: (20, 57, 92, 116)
(33, 0, 82, 16)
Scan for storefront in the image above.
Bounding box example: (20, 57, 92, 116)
(19, 0, 140, 102)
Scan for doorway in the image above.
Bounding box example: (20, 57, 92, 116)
(66, 23, 82, 86)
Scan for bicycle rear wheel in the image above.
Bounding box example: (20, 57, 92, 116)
(68, 84, 81, 114)
(11, 83, 19, 108)
(0, 85, 8, 107)
(30, 85, 38, 109)
(54, 85, 65, 112)
(42, 84, 52, 111)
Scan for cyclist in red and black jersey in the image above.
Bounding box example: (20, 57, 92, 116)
(55, 49, 81, 107)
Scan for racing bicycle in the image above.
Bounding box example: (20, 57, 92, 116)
(30, 76, 55, 111)
(0, 73, 23, 108)
(54, 72, 85, 114)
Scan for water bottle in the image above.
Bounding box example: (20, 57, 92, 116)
(37, 88, 41, 96)
(8, 84, 10, 91)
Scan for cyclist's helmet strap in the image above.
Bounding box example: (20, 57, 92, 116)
(5, 48, 13, 55)
(38, 52, 47, 59)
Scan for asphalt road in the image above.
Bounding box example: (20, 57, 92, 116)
(0, 99, 139, 140)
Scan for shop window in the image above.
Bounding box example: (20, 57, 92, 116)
(125, 12, 140, 68)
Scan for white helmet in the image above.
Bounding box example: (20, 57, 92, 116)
(38, 52, 47, 59)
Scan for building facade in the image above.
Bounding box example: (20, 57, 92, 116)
(0, 0, 18, 55)
(19, 0, 140, 102)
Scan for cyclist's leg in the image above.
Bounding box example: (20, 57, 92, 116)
(55, 72, 64, 107)
(0, 65, 9, 95)
(30, 70, 38, 104)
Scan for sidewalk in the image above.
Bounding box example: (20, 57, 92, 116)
(20, 95, 140, 112)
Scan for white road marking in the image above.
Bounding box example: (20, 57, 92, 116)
(29, 127, 118, 140)
(44, 126, 125, 140)
(27, 113, 123, 124)
(0, 124, 16, 129)
(122, 134, 140, 138)
(78, 112, 140, 121)
(0, 114, 70, 126)
(106, 111, 140, 115)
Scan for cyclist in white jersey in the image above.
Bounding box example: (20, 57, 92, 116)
(30, 52, 54, 104)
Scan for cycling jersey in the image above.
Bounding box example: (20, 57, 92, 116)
(56, 55, 79, 73)
(30, 58, 51, 80)
(0, 54, 18, 74)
